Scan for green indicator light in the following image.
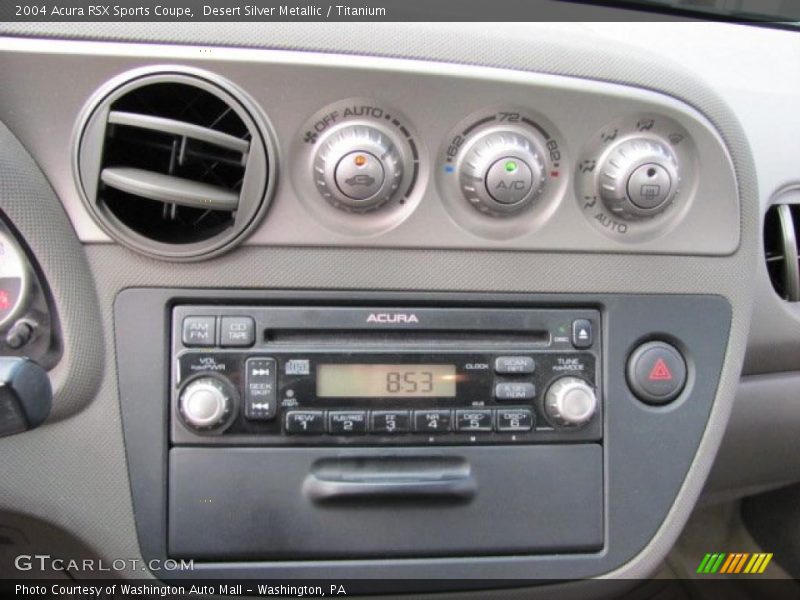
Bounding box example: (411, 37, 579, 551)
(504, 160, 518, 173)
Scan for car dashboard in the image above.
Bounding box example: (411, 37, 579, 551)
(0, 16, 797, 596)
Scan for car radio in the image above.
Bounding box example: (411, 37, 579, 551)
(170, 305, 602, 446)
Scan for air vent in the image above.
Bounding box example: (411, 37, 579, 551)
(764, 203, 800, 301)
(76, 69, 273, 260)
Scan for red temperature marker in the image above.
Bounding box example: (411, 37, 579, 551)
(648, 358, 673, 381)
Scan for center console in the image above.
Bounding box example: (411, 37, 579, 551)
(115, 289, 730, 581)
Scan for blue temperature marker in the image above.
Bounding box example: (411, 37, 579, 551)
(444, 165, 455, 173)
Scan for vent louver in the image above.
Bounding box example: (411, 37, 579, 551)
(764, 203, 800, 301)
(76, 69, 272, 260)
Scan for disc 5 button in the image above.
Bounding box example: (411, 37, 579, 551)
(627, 341, 687, 405)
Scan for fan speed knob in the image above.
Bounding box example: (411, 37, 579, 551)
(314, 125, 403, 212)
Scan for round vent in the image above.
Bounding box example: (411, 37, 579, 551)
(764, 197, 800, 301)
(76, 68, 274, 260)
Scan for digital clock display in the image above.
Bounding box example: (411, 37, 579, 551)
(316, 364, 457, 398)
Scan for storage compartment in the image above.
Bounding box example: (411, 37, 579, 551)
(168, 444, 603, 559)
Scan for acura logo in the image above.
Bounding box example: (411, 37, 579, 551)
(366, 313, 419, 324)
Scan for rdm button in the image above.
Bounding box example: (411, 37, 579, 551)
(627, 341, 687, 405)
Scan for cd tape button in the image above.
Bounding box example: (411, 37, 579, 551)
(371, 410, 410, 434)
(244, 357, 277, 420)
(495, 382, 536, 401)
(456, 409, 493, 432)
(495, 408, 534, 432)
(285, 410, 326, 434)
(413, 410, 452, 433)
(328, 411, 367, 435)
(220, 316, 255, 347)
(494, 356, 535, 375)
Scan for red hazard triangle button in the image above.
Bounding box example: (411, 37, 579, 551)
(628, 341, 687, 405)
(648, 358, 673, 381)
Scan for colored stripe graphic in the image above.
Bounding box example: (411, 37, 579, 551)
(719, 553, 736, 574)
(744, 554, 759, 573)
(709, 553, 726, 574)
(758, 553, 773, 573)
(734, 553, 750, 573)
(701, 552, 773, 574)
(697, 554, 713, 573)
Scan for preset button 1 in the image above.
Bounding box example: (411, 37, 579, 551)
(285, 410, 326, 434)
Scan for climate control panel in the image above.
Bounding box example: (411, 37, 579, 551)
(53, 58, 738, 256)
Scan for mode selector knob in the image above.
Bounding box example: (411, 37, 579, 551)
(460, 130, 545, 215)
(179, 376, 236, 431)
(314, 124, 403, 212)
(598, 137, 679, 219)
(544, 377, 598, 428)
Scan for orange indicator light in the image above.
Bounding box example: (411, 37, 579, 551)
(354, 154, 367, 166)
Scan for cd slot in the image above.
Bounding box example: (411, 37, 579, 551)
(263, 329, 551, 347)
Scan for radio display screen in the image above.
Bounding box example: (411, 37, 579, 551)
(316, 364, 457, 398)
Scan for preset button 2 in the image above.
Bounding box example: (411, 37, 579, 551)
(328, 411, 367, 435)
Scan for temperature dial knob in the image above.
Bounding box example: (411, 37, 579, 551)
(459, 130, 545, 215)
(179, 376, 236, 431)
(598, 137, 679, 219)
(544, 377, 598, 428)
(314, 124, 403, 212)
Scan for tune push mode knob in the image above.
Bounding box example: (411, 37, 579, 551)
(459, 130, 546, 215)
(598, 137, 679, 219)
(544, 377, 598, 428)
(314, 124, 403, 212)
(179, 376, 236, 431)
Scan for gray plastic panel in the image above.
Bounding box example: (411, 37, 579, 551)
(116, 289, 730, 584)
(168, 445, 603, 559)
(0, 21, 758, 588)
(704, 372, 800, 500)
(0, 38, 739, 256)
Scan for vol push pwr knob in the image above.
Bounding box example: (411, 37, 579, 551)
(597, 137, 679, 219)
(314, 124, 403, 212)
(179, 376, 236, 431)
(459, 129, 546, 216)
